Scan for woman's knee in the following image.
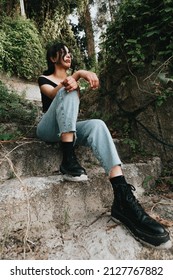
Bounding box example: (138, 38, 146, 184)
(89, 119, 107, 130)
(54, 88, 79, 112)
(86, 119, 109, 138)
(57, 87, 79, 99)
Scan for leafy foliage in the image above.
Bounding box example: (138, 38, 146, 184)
(96, 0, 173, 121)
(0, 81, 37, 124)
(0, 0, 95, 73)
(101, 0, 173, 71)
(0, 16, 45, 80)
(23, 0, 85, 28)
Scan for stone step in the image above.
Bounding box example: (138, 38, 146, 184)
(0, 164, 173, 260)
(1, 139, 172, 260)
(0, 139, 158, 182)
(0, 73, 41, 102)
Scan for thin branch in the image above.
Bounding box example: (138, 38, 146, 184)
(0, 140, 40, 165)
(127, 66, 154, 95)
(143, 56, 173, 82)
(150, 201, 173, 212)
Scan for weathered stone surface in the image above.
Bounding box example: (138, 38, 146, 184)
(88, 69, 173, 167)
(136, 99, 173, 164)
(1, 147, 172, 260)
(0, 171, 173, 260)
(0, 74, 173, 260)
(0, 141, 99, 181)
(0, 140, 161, 182)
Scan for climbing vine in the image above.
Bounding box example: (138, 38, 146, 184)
(101, 0, 173, 72)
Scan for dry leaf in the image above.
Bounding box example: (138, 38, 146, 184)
(150, 213, 173, 227)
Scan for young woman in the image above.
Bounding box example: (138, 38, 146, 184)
(37, 42, 171, 249)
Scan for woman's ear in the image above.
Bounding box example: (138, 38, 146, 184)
(50, 52, 60, 64)
(50, 57, 57, 63)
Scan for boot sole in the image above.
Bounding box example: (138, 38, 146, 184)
(63, 174, 88, 182)
(111, 216, 172, 250)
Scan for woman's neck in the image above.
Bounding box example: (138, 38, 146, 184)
(53, 66, 67, 80)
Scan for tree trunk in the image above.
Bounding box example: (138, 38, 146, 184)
(20, 0, 26, 17)
(83, 4, 96, 66)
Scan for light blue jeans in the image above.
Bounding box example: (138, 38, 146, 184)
(36, 88, 122, 174)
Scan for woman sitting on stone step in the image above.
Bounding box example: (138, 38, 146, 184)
(36, 42, 171, 249)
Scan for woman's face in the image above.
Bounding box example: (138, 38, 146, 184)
(59, 46, 72, 69)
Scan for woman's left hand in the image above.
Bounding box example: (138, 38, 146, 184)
(72, 70, 99, 89)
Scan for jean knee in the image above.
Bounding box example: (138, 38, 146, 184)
(90, 119, 107, 130)
(58, 88, 79, 99)
(87, 119, 109, 138)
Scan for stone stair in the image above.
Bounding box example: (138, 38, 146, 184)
(0, 75, 173, 259)
(0, 140, 173, 260)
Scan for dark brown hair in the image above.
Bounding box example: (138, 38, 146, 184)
(43, 42, 69, 75)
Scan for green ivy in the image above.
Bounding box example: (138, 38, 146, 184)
(0, 16, 45, 80)
(101, 0, 173, 72)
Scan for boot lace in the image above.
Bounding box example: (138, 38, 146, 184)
(125, 184, 147, 219)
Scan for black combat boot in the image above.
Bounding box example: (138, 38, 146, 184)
(110, 176, 172, 249)
(60, 142, 88, 181)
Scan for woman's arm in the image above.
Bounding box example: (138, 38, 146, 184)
(72, 70, 99, 89)
(39, 83, 63, 99)
(40, 69, 99, 98)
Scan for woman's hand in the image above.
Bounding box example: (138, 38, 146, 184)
(61, 76, 79, 92)
(73, 70, 100, 89)
(62, 70, 99, 92)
